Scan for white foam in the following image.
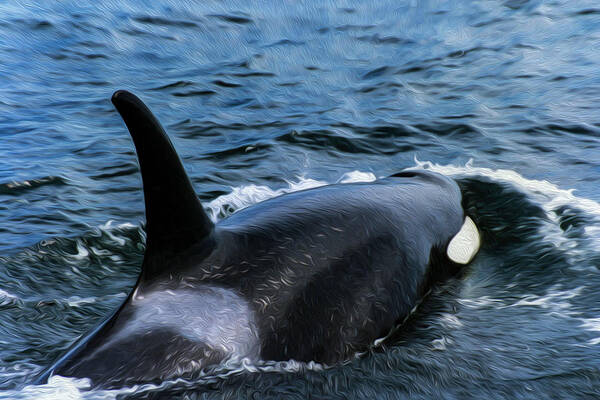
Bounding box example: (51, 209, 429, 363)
(410, 158, 600, 220)
(98, 220, 136, 246)
(439, 313, 464, 329)
(86, 358, 326, 400)
(580, 317, 600, 345)
(65, 293, 127, 308)
(508, 285, 584, 316)
(337, 170, 377, 183)
(205, 170, 376, 222)
(458, 296, 507, 309)
(0, 289, 19, 301)
(68, 241, 89, 260)
(64, 221, 137, 264)
(0, 289, 20, 306)
(431, 336, 453, 351)
(11, 376, 91, 400)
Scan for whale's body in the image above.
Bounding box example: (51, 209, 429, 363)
(35, 91, 478, 387)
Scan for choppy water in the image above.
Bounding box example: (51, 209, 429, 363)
(1, 0, 600, 398)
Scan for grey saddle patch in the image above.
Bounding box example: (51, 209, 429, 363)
(128, 285, 261, 362)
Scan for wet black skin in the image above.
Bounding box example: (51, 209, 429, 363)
(34, 91, 465, 388)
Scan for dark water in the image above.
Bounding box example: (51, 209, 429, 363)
(1, 0, 600, 398)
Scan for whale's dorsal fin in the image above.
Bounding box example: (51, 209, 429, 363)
(111, 90, 214, 277)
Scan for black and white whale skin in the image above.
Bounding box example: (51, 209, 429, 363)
(34, 90, 479, 388)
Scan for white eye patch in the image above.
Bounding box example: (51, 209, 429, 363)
(446, 216, 480, 264)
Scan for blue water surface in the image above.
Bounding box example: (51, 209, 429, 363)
(1, 0, 600, 398)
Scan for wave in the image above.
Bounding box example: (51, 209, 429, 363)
(7, 163, 600, 398)
(0, 176, 67, 195)
(205, 170, 376, 221)
(410, 159, 600, 261)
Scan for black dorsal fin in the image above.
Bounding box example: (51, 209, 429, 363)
(111, 90, 213, 271)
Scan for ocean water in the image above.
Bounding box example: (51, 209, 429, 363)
(1, 0, 600, 398)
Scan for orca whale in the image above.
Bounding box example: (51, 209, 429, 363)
(34, 90, 480, 388)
